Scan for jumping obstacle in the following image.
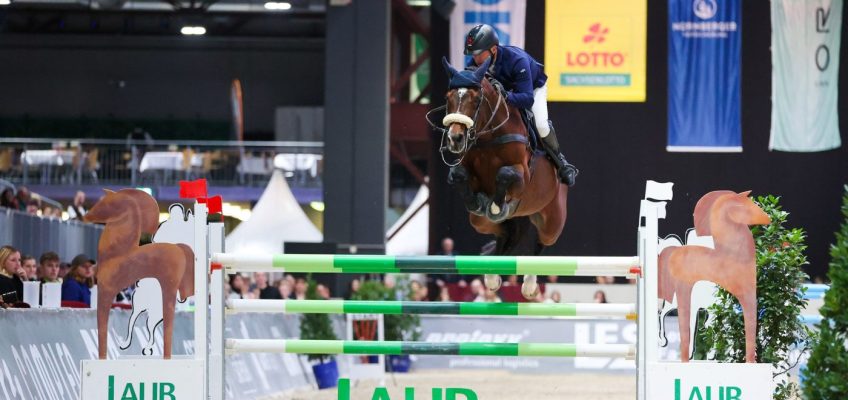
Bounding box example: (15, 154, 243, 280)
(194, 189, 665, 400)
(227, 299, 638, 319)
(225, 339, 636, 358)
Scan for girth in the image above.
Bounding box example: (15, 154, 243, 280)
(475, 133, 529, 148)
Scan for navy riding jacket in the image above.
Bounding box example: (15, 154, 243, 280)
(467, 45, 547, 109)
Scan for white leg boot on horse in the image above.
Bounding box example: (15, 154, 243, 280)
(521, 274, 539, 300)
(484, 274, 502, 292)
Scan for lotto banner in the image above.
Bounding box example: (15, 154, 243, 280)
(450, 0, 526, 67)
(667, 0, 742, 152)
(770, 0, 842, 152)
(545, 0, 647, 102)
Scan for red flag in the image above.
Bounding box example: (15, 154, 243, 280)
(201, 195, 223, 215)
(179, 179, 208, 199)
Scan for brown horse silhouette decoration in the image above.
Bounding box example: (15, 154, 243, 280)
(658, 190, 770, 363)
(85, 189, 195, 359)
(436, 57, 568, 299)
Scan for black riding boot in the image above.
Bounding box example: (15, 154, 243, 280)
(540, 123, 578, 186)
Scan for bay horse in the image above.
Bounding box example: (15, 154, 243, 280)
(658, 191, 769, 363)
(85, 189, 195, 359)
(434, 57, 568, 299)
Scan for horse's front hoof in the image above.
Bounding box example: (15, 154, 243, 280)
(484, 274, 502, 292)
(521, 277, 539, 300)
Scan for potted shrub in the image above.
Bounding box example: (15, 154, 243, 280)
(350, 280, 389, 364)
(385, 278, 421, 372)
(299, 274, 339, 389)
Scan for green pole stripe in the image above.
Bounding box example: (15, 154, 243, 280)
(516, 257, 579, 276)
(458, 302, 519, 315)
(455, 256, 517, 274)
(459, 343, 520, 356)
(401, 302, 462, 314)
(517, 303, 577, 316)
(271, 254, 335, 272)
(342, 301, 403, 314)
(518, 343, 577, 357)
(285, 300, 345, 314)
(344, 341, 403, 355)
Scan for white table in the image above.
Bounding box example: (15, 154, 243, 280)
(20, 150, 77, 183)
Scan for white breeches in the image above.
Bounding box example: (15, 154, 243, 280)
(532, 83, 550, 137)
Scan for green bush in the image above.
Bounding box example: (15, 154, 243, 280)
(702, 195, 810, 400)
(803, 186, 848, 399)
(299, 274, 338, 363)
(351, 278, 421, 341)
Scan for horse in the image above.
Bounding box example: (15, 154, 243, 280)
(85, 189, 195, 359)
(658, 191, 770, 363)
(434, 57, 568, 299)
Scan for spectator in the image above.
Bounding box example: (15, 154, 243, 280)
(545, 291, 562, 304)
(276, 279, 294, 299)
(505, 275, 519, 287)
(252, 272, 282, 300)
(546, 275, 559, 284)
(68, 191, 87, 220)
(38, 252, 62, 284)
(25, 199, 40, 216)
(432, 237, 467, 287)
(469, 278, 484, 302)
(0, 245, 25, 305)
(595, 276, 615, 284)
(593, 290, 608, 304)
(1, 188, 18, 209)
(347, 278, 361, 299)
(293, 277, 308, 300)
(20, 255, 37, 281)
(227, 274, 248, 300)
(15, 186, 30, 212)
(438, 286, 451, 302)
(61, 254, 95, 306)
(481, 289, 501, 303)
(316, 284, 331, 300)
(58, 262, 71, 279)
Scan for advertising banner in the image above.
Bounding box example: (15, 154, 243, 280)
(770, 0, 842, 152)
(668, 0, 742, 152)
(545, 0, 647, 102)
(450, 0, 526, 67)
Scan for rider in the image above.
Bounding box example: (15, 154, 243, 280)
(464, 24, 578, 186)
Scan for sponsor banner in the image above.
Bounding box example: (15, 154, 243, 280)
(545, 0, 647, 102)
(770, 0, 842, 152)
(668, 0, 743, 152)
(449, 0, 526, 67)
(81, 359, 204, 400)
(647, 362, 774, 400)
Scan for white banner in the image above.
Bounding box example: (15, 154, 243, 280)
(770, 0, 842, 152)
(647, 362, 774, 400)
(449, 0, 526, 67)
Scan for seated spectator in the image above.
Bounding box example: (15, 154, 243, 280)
(593, 290, 608, 304)
(469, 278, 484, 302)
(316, 284, 331, 300)
(15, 186, 30, 212)
(58, 262, 71, 279)
(0, 246, 24, 305)
(479, 289, 501, 303)
(61, 254, 95, 306)
(293, 277, 308, 300)
(25, 199, 40, 216)
(438, 286, 451, 302)
(410, 280, 428, 301)
(252, 272, 282, 299)
(38, 252, 62, 284)
(544, 291, 562, 304)
(68, 191, 87, 220)
(1, 188, 18, 209)
(347, 278, 361, 299)
(21, 254, 38, 281)
(228, 273, 249, 300)
(277, 279, 293, 299)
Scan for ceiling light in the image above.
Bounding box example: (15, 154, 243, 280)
(181, 26, 206, 36)
(264, 2, 292, 10)
(310, 201, 325, 212)
(0, 0, 10, 5)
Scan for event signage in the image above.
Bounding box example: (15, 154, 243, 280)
(667, 0, 742, 152)
(647, 363, 774, 400)
(769, 0, 843, 152)
(545, 0, 647, 102)
(338, 379, 479, 400)
(80, 359, 205, 400)
(449, 0, 526, 67)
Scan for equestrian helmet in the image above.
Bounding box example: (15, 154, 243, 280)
(464, 24, 499, 56)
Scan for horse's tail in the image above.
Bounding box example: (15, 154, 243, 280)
(176, 244, 195, 302)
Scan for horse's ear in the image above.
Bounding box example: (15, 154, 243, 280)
(441, 56, 457, 79)
(103, 189, 115, 194)
(738, 190, 752, 197)
(474, 58, 491, 82)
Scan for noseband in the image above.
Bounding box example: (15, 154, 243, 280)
(425, 81, 511, 166)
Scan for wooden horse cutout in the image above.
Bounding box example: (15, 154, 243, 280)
(658, 191, 770, 363)
(436, 57, 568, 299)
(85, 189, 195, 359)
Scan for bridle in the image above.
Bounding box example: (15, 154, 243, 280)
(425, 79, 511, 166)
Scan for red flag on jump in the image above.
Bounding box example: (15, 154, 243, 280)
(199, 195, 223, 215)
(179, 179, 208, 199)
